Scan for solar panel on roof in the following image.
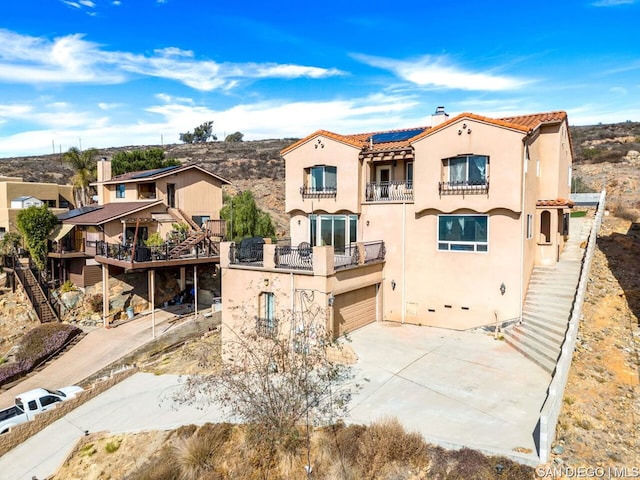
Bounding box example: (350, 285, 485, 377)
(370, 128, 425, 144)
(131, 165, 180, 179)
(57, 205, 102, 220)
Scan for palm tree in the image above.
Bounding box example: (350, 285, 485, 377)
(62, 147, 98, 207)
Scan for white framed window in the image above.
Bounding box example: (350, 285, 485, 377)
(309, 214, 357, 254)
(444, 155, 488, 185)
(305, 165, 337, 193)
(437, 215, 488, 252)
(526, 214, 533, 239)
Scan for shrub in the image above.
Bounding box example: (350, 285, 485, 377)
(59, 280, 76, 293)
(0, 323, 81, 386)
(144, 232, 164, 247)
(173, 434, 216, 480)
(355, 417, 428, 479)
(104, 438, 122, 453)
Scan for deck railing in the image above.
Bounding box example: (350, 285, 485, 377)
(229, 242, 264, 267)
(95, 240, 219, 262)
(363, 241, 386, 263)
(334, 244, 360, 270)
(274, 245, 313, 271)
(365, 181, 413, 202)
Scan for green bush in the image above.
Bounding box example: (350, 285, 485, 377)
(144, 232, 164, 247)
(59, 280, 76, 293)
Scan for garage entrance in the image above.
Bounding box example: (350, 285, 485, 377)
(334, 284, 378, 336)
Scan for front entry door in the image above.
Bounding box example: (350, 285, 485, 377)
(376, 166, 391, 198)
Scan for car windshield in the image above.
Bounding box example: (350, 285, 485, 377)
(44, 388, 65, 397)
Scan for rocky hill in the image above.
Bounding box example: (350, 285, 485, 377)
(1, 120, 639, 232)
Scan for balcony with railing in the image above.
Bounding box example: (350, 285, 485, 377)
(365, 181, 413, 202)
(93, 234, 221, 269)
(227, 240, 386, 274)
(438, 179, 489, 195)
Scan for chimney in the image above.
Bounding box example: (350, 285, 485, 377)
(97, 157, 111, 183)
(431, 106, 449, 127)
(97, 157, 111, 206)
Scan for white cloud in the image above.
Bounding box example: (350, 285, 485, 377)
(591, 0, 635, 6)
(0, 29, 344, 91)
(353, 54, 528, 91)
(609, 86, 628, 95)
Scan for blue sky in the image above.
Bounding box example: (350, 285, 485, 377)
(1, 0, 639, 156)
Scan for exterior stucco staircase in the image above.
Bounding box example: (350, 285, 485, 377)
(503, 217, 593, 373)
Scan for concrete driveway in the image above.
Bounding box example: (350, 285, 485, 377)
(343, 321, 551, 464)
(0, 320, 550, 479)
(0, 373, 224, 480)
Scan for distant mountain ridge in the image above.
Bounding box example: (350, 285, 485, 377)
(1, 121, 638, 231)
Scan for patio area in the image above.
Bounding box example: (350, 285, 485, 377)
(343, 321, 551, 465)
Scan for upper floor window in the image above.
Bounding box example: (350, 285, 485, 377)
(301, 165, 337, 198)
(438, 215, 488, 252)
(116, 184, 125, 199)
(439, 155, 489, 195)
(137, 182, 156, 200)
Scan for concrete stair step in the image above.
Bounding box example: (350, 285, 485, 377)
(525, 289, 576, 299)
(521, 313, 569, 331)
(514, 322, 566, 346)
(524, 300, 574, 314)
(502, 330, 558, 373)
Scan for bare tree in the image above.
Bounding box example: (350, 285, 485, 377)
(175, 286, 355, 474)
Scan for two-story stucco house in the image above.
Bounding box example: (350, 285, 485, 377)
(221, 108, 573, 341)
(50, 160, 230, 289)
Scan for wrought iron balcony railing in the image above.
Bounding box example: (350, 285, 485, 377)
(438, 180, 489, 195)
(300, 186, 337, 199)
(365, 181, 413, 202)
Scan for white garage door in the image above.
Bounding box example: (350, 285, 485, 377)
(334, 284, 377, 336)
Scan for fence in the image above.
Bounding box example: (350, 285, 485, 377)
(537, 189, 606, 463)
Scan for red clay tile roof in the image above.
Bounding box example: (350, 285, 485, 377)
(536, 198, 575, 208)
(281, 110, 569, 156)
(61, 201, 164, 225)
(499, 111, 567, 130)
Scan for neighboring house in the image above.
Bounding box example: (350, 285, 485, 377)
(0, 176, 74, 237)
(221, 107, 573, 342)
(49, 161, 230, 290)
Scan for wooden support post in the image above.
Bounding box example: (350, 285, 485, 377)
(149, 269, 156, 339)
(102, 264, 109, 328)
(193, 265, 198, 316)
